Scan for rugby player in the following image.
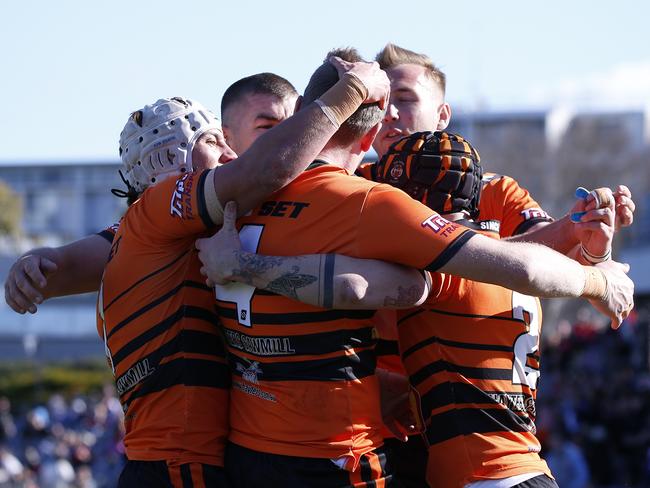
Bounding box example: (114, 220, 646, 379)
(6, 58, 396, 487)
(194, 48, 633, 487)
(372, 131, 617, 488)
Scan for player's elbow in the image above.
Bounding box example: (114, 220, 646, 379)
(333, 274, 370, 309)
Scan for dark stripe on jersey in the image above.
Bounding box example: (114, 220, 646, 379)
(306, 160, 330, 171)
(409, 360, 512, 387)
(425, 230, 475, 271)
(230, 348, 376, 382)
(217, 306, 375, 325)
(359, 455, 373, 484)
(123, 358, 231, 409)
(108, 280, 211, 339)
(426, 406, 534, 445)
(420, 381, 534, 415)
(397, 308, 426, 326)
(97, 229, 115, 244)
(513, 217, 553, 236)
(111, 306, 222, 368)
(196, 170, 215, 229)
(180, 464, 192, 488)
(375, 338, 400, 357)
(104, 251, 191, 312)
(401, 334, 513, 360)
(114, 331, 225, 397)
(223, 327, 374, 358)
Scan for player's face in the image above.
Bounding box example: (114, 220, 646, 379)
(373, 64, 449, 158)
(223, 93, 297, 155)
(191, 129, 237, 171)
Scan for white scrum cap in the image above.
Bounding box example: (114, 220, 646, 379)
(118, 97, 221, 193)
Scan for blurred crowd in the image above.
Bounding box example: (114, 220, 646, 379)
(538, 304, 650, 488)
(1, 305, 649, 488)
(0, 385, 124, 487)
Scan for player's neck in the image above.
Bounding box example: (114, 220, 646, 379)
(316, 147, 365, 174)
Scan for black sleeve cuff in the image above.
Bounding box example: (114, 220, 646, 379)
(425, 231, 476, 272)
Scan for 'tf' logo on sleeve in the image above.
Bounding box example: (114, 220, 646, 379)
(421, 214, 458, 237)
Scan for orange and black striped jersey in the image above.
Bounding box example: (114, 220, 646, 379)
(215, 162, 474, 467)
(479, 173, 553, 238)
(97, 170, 230, 467)
(397, 224, 552, 488)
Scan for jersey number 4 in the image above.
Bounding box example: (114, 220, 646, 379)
(214, 224, 264, 327)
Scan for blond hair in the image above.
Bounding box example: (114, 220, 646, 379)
(376, 43, 446, 95)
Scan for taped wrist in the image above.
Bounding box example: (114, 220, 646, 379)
(580, 244, 611, 264)
(316, 72, 368, 128)
(203, 167, 225, 225)
(580, 266, 609, 300)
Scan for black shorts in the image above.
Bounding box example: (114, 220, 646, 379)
(225, 442, 399, 487)
(383, 435, 428, 488)
(117, 460, 229, 488)
(513, 474, 559, 488)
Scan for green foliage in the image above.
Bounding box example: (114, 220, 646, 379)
(0, 179, 23, 236)
(0, 361, 114, 406)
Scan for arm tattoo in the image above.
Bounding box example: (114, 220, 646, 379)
(233, 252, 284, 285)
(266, 266, 318, 300)
(384, 285, 422, 308)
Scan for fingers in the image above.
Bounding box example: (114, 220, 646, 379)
(23, 257, 50, 289)
(615, 190, 635, 228)
(615, 184, 631, 199)
(575, 207, 615, 226)
(222, 201, 238, 230)
(583, 188, 614, 211)
(4, 281, 36, 314)
(328, 56, 352, 77)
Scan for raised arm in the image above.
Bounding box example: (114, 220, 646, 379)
(4, 234, 111, 314)
(506, 185, 635, 254)
(211, 58, 390, 217)
(439, 233, 634, 328)
(195, 202, 429, 310)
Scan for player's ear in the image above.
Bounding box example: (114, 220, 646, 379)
(294, 95, 303, 113)
(222, 125, 233, 146)
(436, 103, 451, 130)
(360, 122, 382, 152)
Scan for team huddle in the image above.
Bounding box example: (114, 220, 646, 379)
(5, 45, 636, 488)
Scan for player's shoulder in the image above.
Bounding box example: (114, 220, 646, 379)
(482, 172, 519, 187)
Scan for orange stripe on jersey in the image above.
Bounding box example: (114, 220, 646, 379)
(99, 170, 229, 466)
(397, 231, 551, 486)
(217, 163, 473, 462)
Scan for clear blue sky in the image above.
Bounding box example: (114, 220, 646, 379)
(1, 0, 649, 162)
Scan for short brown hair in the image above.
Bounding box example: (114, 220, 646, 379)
(376, 43, 446, 95)
(221, 72, 297, 124)
(302, 47, 383, 147)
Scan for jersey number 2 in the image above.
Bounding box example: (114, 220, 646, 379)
(511, 291, 541, 391)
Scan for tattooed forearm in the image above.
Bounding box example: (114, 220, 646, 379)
(384, 285, 422, 308)
(233, 251, 286, 284)
(266, 266, 318, 300)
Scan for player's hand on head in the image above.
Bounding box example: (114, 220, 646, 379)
(196, 201, 241, 287)
(329, 56, 390, 110)
(4, 255, 58, 314)
(614, 185, 635, 229)
(590, 259, 634, 329)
